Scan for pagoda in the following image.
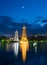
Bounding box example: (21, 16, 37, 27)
(13, 30, 19, 56)
(20, 25, 29, 62)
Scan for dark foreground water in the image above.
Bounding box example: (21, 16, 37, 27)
(0, 42, 47, 65)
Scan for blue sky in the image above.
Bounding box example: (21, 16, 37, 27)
(0, 0, 47, 25)
(0, 0, 47, 34)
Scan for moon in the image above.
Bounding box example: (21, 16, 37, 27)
(22, 6, 24, 9)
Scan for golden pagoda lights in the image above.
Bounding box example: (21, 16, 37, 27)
(20, 25, 29, 62)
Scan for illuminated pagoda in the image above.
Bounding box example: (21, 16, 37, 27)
(13, 30, 19, 56)
(20, 25, 29, 62)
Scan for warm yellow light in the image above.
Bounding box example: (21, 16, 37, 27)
(20, 40, 29, 62)
(20, 25, 29, 62)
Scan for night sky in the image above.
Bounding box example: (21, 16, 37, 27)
(0, 0, 47, 20)
(0, 0, 47, 28)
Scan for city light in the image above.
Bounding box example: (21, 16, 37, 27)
(33, 42, 37, 53)
(0, 25, 47, 62)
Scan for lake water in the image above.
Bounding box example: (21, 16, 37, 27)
(0, 42, 47, 65)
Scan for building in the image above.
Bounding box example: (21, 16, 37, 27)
(12, 30, 19, 56)
(20, 25, 29, 62)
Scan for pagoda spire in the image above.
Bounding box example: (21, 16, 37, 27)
(14, 30, 19, 42)
(20, 25, 29, 62)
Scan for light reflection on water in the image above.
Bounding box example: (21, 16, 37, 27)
(13, 42, 19, 56)
(0, 42, 47, 54)
(0, 42, 47, 53)
(0, 42, 47, 65)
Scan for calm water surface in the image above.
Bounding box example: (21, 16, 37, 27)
(0, 42, 47, 65)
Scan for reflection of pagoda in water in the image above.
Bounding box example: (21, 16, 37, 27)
(13, 30, 19, 56)
(20, 25, 29, 62)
